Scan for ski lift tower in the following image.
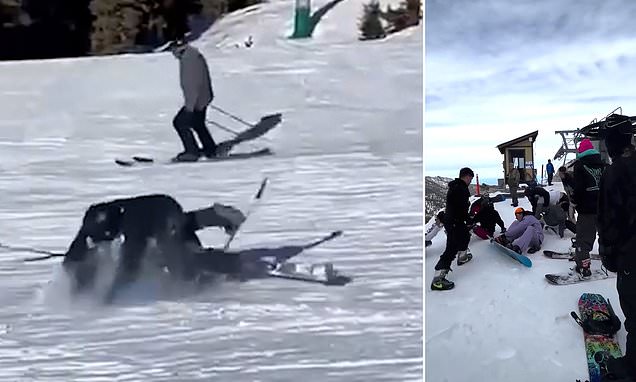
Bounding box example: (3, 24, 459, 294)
(553, 107, 636, 166)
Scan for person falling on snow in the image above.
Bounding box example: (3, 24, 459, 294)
(494, 207, 544, 255)
(597, 118, 636, 382)
(62, 194, 246, 303)
(425, 210, 445, 247)
(431, 167, 474, 291)
(524, 183, 551, 219)
(571, 138, 605, 279)
(169, 40, 219, 162)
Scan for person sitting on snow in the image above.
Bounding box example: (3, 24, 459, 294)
(425, 210, 445, 247)
(494, 207, 544, 254)
(471, 196, 506, 239)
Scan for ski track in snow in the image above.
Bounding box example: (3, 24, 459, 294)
(0, 1, 422, 380)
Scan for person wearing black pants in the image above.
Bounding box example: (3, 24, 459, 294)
(62, 195, 245, 303)
(431, 167, 474, 291)
(598, 120, 636, 381)
(169, 40, 217, 162)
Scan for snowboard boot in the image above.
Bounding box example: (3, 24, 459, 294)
(494, 234, 510, 246)
(527, 245, 540, 254)
(425, 240, 433, 247)
(456, 250, 473, 266)
(574, 251, 592, 278)
(431, 269, 454, 291)
(509, 244, 522, 254)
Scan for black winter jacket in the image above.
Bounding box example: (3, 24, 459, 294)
(573, 149, 605, 214)
(598, 149, 636, 273)
(444, 178, 470, 227)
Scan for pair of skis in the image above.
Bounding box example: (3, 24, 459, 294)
(115, 113, 281, 167)
(225, 178, 351, 286)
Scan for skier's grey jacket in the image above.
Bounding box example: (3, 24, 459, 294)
(178, 45, 214, 111)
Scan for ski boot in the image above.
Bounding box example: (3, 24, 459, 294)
(431, 269, 454, 291)
(172, 151, 200, 162)
(456, 250, 472, 266)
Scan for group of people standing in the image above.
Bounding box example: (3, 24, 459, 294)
(427, 124, 636, 381)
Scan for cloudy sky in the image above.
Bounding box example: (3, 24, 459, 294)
(425, 0, 636, 181)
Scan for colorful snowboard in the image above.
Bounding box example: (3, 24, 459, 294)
(571, 293, 623, 382)
(490, 239, 532, 267)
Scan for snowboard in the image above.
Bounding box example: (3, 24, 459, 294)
(544, 268, 615, 285)
(543, 250, 601, 261)
(571, 293, 623, 382)
(490, 239, 532, 267)
(115, 112, 281, 167)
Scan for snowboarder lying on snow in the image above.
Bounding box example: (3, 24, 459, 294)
(62, 194, 246, 303)
(470, 196, 506, 239)
(494, 207, 544, 254)
(425, 210, 445, 247)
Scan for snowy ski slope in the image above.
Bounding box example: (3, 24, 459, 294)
(0, 1, 423, 380)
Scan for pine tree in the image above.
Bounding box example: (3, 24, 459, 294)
(358, 0, 385, 41)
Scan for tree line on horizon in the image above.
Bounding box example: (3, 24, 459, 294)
(0, 0, 258, 60)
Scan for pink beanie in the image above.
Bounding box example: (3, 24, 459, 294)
(578, 138, 593, 153)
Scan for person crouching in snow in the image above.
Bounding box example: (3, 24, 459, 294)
(494, 207, 544, 254)
(425, 210, 445, 247)
(471, 197, 506, 239)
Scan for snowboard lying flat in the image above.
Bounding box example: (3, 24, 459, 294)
(490, 239, 532, 267)
(543, 250, 601, 261)
(575, 293, 623, 382)
(544, 269, 614, 285)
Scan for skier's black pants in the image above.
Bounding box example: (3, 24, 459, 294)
(173, 107, 216, 155)
(547, 173, 553, 185)
(617, 270, 636, 378)
(435, 223, 470, 270)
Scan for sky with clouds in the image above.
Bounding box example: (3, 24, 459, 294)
(425, 0, 636, 180)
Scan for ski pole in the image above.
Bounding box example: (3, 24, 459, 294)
(207, 119, 241, 136)
(223, 178, 269, 250)
(210, 105, 254, 128)
(0, 243, 65, 262)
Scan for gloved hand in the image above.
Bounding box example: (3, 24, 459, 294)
(500, 227, 507, 234)
(599, 244, 618, 273)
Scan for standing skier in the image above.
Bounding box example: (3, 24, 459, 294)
(598, 122, 636, 381)
(546, 159, 555, 186)
(508, 165, 520, 207)
(169, 40, 218, 162)
(572, 138, 605, 278)
(494, 207, 544, 254)
(431, 167, 474, 291)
